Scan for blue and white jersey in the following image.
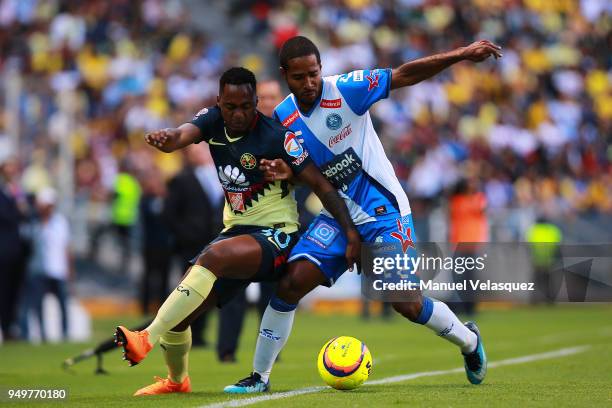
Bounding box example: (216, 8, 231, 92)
(274, 68, 411, 225)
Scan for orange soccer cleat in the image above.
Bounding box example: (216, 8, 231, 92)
(114, 326, 153, 366)
(133, 376, 192, 396)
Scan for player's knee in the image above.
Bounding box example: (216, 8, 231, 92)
(392, 301, 423, 322)
(277, 273, 308, 305)
(172, 320, 190, 333)
(195, 246, 226, 277)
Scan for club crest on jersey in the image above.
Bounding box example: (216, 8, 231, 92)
(366, 70, 380, 91)
(228, 192, 245, 212)
(326, 113, 343, 130)
(284, 131, 304, 158)
(240, 153, 256, 170)
(193, 107, 208, 119)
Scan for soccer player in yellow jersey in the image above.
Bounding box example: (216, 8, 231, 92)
(114, 67, 361, 395)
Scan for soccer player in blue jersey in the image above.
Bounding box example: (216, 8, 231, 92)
(225, 36, 502, 393)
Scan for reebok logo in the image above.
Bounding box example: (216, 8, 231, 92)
(260, 328, 281, 341)
(323, 152, 356, 178)
(320, 147, 363, 189)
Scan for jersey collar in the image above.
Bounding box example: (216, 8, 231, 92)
(223, 112, 260, 143)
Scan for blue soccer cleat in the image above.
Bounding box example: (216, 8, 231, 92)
(462, 321, 487, 384)
(223, 372, 270, 394)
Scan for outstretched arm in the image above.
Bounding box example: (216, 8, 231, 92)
(296, 163, 362, 271)
(390, 40, 502, 90)
(144, 123, 201, 153)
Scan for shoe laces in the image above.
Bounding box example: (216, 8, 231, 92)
(465, 349, 482, 371)
(236, 372, 261, 386)
(152, 376, 168, 385)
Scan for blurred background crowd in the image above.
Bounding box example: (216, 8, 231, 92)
(0, 0, 610, 345)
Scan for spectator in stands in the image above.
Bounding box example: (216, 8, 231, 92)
(139, 166, 173, 315)
(26, 188, 72, 342)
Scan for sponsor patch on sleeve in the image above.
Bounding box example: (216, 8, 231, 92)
(284, 131, 304, 157)
(193, 107, 209, 120)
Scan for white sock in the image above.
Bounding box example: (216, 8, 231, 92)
(419, 297, 477, 354)
(253, 302, 296, 383)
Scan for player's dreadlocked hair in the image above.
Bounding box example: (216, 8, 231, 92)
(219, 67, 257, 94)
(279, 36, 321, 70)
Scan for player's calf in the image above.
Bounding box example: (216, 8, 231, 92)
(391, 298, 424, 322)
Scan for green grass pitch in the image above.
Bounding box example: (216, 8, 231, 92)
(1, 305, 611, 407)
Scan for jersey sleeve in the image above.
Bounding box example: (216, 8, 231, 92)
(278, 130, 312, 175)
(189, 106, 220, 144)
(335, 68, 392, 116)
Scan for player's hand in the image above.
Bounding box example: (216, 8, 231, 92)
(346, 229, 362, 273)
(260, 158, 294, 182)
(459, 40, 502, 62)
(144, 128, 180, 150)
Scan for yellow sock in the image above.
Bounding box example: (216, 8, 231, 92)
(146, 265, 217, 344)
(160, 328, 192, 383)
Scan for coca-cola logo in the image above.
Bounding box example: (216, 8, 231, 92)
(328, 124, 352, 147)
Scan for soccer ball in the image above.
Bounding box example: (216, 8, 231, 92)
(317, 336, 372, 390)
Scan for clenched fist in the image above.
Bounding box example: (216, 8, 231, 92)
(459, 40, 503, 62)
(144, 128, 181, 151)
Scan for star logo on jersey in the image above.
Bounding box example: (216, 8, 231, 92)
(366, 70, 380, 91)
(283, 131, 304, 158)
(240, 153, 257, 170)
(326, 113, 343, 130)
(390, 219, 416, 253)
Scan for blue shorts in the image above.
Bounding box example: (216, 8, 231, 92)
(288, 214, 418, 285)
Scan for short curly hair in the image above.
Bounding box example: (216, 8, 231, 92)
(219, 67, 257, 95)
(279, 36, 321, 70)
